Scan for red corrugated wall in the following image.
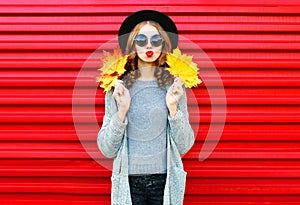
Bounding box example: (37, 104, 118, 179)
(1, 0, 300, 204)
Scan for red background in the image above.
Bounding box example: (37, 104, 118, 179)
(1, 0, 300, 204)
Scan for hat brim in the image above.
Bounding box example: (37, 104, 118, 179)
(118, 10, 178, 53)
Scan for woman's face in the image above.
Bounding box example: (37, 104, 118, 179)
(134, 24, 163, 64)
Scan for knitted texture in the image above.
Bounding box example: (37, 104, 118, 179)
(127, 80, 168, 175)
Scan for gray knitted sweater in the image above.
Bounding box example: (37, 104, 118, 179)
(97, 81, 195, 204)
(127, 80, 168, 175)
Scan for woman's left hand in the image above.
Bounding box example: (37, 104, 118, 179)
(166, 77, 183, 117)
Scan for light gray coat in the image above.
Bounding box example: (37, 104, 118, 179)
(98, 86, 195, 205)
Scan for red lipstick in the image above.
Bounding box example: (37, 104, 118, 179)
(146, 51, 154, 57)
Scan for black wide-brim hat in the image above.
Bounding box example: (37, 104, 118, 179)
(118, 10, 178, 53)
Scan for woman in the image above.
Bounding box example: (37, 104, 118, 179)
(98, 10, 195, 205)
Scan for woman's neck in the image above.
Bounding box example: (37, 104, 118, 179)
(138, 60, 156, 81)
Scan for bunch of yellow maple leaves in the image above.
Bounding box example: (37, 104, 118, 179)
(97, 48, 202, 92)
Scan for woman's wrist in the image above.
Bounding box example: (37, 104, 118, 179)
(168, 105, 177, 118)
(117, 109, 128, 122)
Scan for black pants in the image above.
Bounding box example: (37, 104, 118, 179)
(128, 174, 167, 205)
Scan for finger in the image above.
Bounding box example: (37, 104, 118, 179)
(115, 80, 123, 86)
(113, 85, 121, 94)
(119, 85, 125, 95)
(170, 85, 174, 93)
(113, 88, 123, 99)
(172, 85, 181, 93)
(167, 89, 178, 103)
(115, 82, 125, 95)
(172, 81, 182, 92)
(174, 77, 182, 84)
(114, 80, 123, 90)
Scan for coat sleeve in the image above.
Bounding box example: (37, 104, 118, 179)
(168, 88, 195, 154)
(97, 91, 128, 158)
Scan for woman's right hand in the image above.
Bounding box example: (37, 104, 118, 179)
(113, 80, 131, 122)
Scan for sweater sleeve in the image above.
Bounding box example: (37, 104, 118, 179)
(97, 91, 127, 158)
(168, 88, 195, 154)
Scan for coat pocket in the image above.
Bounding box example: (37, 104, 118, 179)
(169, 166, 187, 205)
(111, 173, 132, 205)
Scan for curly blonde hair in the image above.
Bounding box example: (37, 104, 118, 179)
(120, 21, 174, 88)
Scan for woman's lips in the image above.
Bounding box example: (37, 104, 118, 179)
(146, 51, 154, 57)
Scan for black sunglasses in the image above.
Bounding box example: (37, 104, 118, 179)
(134, 34, 164, 47)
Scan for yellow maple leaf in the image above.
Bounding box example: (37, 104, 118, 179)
(96, 48, 128, 92)
(166, 48, 202, 88)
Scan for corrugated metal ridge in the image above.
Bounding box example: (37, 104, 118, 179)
(0, 5, 300, 15)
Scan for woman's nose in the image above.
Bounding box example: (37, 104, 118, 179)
(146, 40, 152, 49)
